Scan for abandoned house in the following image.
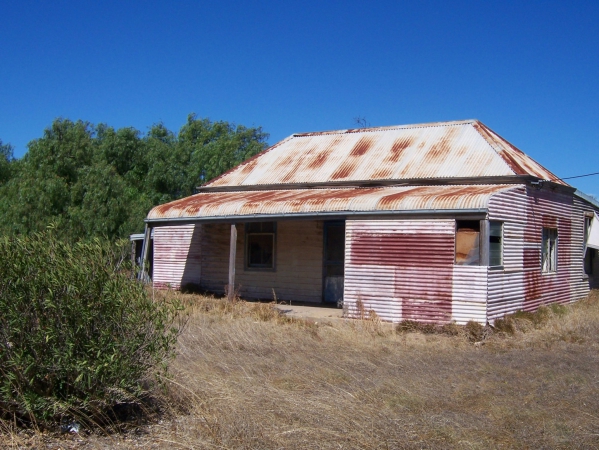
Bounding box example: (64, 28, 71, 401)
(141, 119, 599, 324)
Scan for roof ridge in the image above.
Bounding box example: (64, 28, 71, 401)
(471, 121, 566, 185)
(292, 119, 477, 137)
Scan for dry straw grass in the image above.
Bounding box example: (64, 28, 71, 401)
(3, 290, 599, 449)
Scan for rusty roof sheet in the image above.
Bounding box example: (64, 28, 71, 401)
(147, 184, 519, 221)
(206, 120, 564, 188)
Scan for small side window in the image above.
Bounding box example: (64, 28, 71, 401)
(542, 227, 558, 273)
(489, 221, 503, 266)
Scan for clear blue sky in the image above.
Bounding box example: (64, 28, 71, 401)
(1, 0, 598, 195)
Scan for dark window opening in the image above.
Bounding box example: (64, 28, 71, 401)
(246, 222, 276, 269)
(542, 227, 558, 273)
(489, 221, 503, 266)
(455, 220, 480, 265)
(584, 216, 593, 275)
(585, 248, 595, 275)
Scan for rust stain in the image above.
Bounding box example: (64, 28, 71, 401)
(421, 126, 458, 168)
(330, 136, 376, 180)
(371, 135, 415, 179)
(149, 184, 511, 219)
(376, 187, 424, 209)
(471, 121, 525, 174)
(523, 249, 542, 307)
(307, 135, 342, 170)
(235, 158, 258, 178)
(350, 136, 374, 156)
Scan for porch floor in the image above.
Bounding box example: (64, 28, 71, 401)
(275, 304, 344, 321)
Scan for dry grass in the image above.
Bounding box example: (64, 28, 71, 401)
(3, 291, 599, 449)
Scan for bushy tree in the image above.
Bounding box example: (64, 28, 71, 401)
(0, 229, 183, 425)
(0, 115, 269, 241)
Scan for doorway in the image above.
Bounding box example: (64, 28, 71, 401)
(323, 221, 345, 304)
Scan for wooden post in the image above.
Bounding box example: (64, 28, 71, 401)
(139, 224, 152, 282)
(228, 223, 237, 301)
(480, 219, 490, 267)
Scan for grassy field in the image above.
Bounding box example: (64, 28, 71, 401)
(3, 290, 599, 449)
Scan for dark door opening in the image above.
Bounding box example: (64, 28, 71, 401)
(323, 221, 345, 304)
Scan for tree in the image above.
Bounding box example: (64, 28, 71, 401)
(0, 139, 14, 185)
(0, 115, 269, 241)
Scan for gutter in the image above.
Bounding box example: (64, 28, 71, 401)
(145, 208, 489, 226)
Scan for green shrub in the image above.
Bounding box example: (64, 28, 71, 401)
(0, 229, 182, 427)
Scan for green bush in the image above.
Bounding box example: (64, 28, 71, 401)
(0, 229, 182, 426)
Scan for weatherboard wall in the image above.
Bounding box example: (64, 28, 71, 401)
(199, 221, 323, 302)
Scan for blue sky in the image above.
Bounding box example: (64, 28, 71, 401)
(1, 0, 598, 195)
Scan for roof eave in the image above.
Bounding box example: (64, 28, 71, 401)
(145, 207, 489, 226)
(196, 175, 539, 193)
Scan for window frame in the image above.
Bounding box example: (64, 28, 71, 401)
(455, 220, 481, 266)
(542, 227, 558, 273)
(245, 222, 277, 271)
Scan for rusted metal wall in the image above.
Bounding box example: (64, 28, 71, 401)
(487, 186, 589, 321)
(152, 224, 202, 290)
(344, 220, 458, 323)
(487, 187, 527, 318)
(452, 265, 487, 324)
(200, 220, 323, 302)
(573, 196, 599, 290)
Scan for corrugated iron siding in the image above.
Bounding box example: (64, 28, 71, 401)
(152, 224, 202, 290)
(573, 196, 599, 291)
(487, 187, 527, 318)
(487, 186, 590, 321)
(344, 220, 456, 323)
(452, 266, 487, 324)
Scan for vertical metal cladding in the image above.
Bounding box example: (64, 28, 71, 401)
(152, 224, 202, 290)
(345, 219, 456, 323)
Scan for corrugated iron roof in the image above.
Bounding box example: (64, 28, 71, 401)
(206, 120, 565, 188)
(147, 184, 518, 221)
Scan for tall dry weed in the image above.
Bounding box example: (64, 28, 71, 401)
(4, 290, 599, 449)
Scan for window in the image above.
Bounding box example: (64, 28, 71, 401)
(584, 215, 594, 275)
(542, 227, 557, 273)
(489, 221, 503, 266)
(245, 222, 276, 269)
(455, 220, 480, 265)
(455, 220, 504, 267)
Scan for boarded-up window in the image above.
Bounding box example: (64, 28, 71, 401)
(542, 227, 557, 273)
(455, 221, 480, 265)
(246, 222, 276, 269)
(489, 221, 503, 266)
